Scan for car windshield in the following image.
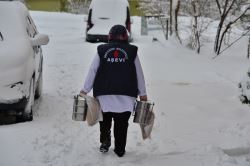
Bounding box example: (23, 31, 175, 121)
(92, 1, 127, 22)
(0, 3, 26, 38)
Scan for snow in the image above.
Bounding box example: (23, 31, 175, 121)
(0, 1, 37, 102)
(1, 10, 250, 166)
(0, 1, 28, 37)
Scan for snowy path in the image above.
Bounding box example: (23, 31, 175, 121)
(0, 11, 250, 166)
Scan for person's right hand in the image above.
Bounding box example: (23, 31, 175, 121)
(79, 90, 87, 97)
(139, 95, 147, 101)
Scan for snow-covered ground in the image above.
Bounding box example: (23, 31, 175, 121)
(0, 11, 250, 166)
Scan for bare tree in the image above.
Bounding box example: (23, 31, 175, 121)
(169, 0, 173, 35)
(248, 37, 250, 59)
(138, 0, 170, 39)
(138, 0, 168, 16)
(188, 0, 212, 53)
(214, 0, 250, 55)
(191, 0, 200, 53)
(174, 0, 182, 44)
(68, 0, 90, 14)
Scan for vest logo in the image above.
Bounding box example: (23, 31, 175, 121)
(104, 48, 128, 63)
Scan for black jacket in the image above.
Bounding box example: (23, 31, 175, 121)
(93, 42, 138, 97)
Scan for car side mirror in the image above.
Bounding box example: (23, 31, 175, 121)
(30, 33, 49, 46)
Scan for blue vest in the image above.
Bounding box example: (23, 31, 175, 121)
(93, 42, 138, 97)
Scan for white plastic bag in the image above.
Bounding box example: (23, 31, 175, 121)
(84, 95, 103, 126)
(140, 112, 155, 140)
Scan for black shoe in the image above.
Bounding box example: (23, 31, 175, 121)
(114, 149, 125, 157)
(100, 143, 111, 153)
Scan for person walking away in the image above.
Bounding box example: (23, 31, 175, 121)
(80, 24, 147, 157)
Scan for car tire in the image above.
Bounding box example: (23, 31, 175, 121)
(35, 69, 43, 99)
(18, 78, 34, 122)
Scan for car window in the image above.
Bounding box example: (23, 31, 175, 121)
(0, 31, 3, 41)
(29, 16, 38, 33)
(26, 16, 37, 38)
(88, 9, 92, 23)
(26, 16, 32, 37)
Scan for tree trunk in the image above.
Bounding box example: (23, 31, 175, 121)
(214, 18, 225, 53)
(214, 0, 237, 54)
(248, 37, 250, 59)
(191, 0, 201, 53)
(169, 0, 173, 36)
(215, 4, 249, 55)
(174, 0, 182, 44)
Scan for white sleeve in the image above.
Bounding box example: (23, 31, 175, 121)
(81, 53, 100, 93)
(135, 55, 147, 96)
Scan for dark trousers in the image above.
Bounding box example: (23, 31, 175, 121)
(99, 111, 131, 152)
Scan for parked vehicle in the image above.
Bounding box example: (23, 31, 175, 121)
(0, 1, 49, 121)
(238, 67, 250, 104)
(85, 0, 133, 42)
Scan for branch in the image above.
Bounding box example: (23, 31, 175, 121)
(215, 0, 222, 16)
(223, 0, 236, 17)
(221, 0, 230, 16)
(216, 7, 249, 55)
(213, 29, 250, 59)
(242, 6, 250, 17)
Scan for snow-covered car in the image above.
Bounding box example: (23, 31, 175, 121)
(0, 1, 49, 121)
(238, 68, 250, 104)
(85, 0, 133, 42)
